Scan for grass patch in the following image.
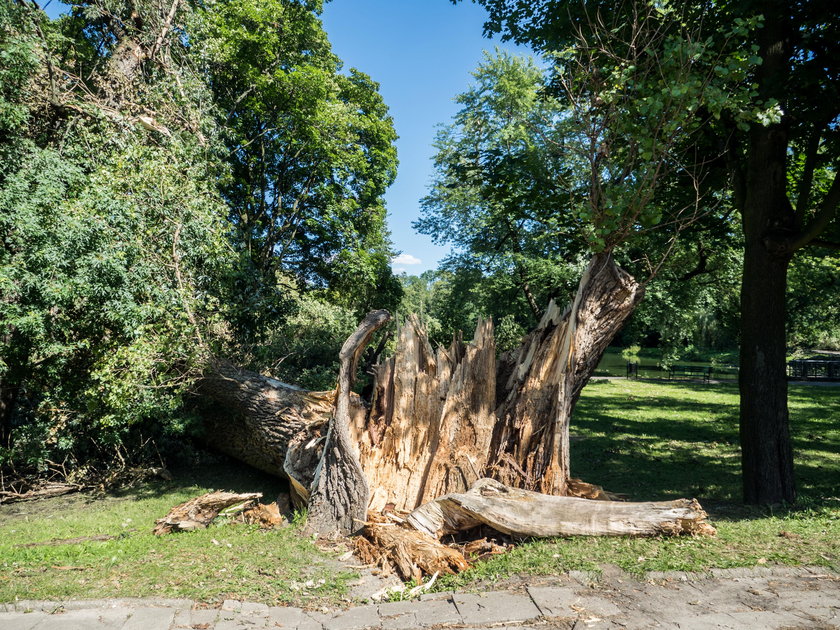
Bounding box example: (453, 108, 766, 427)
(2, 381, 837, 601)
(0, 463, 357, 605)
(437, 380, 840, 589)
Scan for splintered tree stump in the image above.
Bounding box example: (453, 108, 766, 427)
(355, 316, 497, 513)
(196, 253, 717, 579)
(490, 252, 643, 494)
(153, 491, 262, 535)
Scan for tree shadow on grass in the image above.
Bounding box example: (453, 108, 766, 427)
(572, 380, 840, 518)
(106, 453, 288, 504)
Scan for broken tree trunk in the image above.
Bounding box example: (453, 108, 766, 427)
(193, 252, 713, 570)
(198, 363, 337, 476)
(306, 309, 392, 536)
(407, 478, 716, 538)
(355, 316, 497, 512)
(489, 251, 644, 494)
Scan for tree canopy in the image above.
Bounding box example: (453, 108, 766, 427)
(0, 0, 400, 475)
(456, 0, 840, 503)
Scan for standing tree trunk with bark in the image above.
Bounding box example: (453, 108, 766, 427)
(490, 252, 643, 495)
(739, 121, 796, 505)
(737, 0, 797, 505)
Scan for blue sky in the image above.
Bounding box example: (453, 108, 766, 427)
(42, 0, 533, 274)
(319, 1, 532, 273)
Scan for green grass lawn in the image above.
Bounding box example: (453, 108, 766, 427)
(0, 380, 837, 603)
(437, 380, 840, 589)
(0, 465, 358, 606)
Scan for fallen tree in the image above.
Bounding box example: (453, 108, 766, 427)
(197, 253, 714, 577)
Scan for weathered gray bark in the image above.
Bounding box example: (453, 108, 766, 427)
(407, 478, 715, 538)
(306, 310, 392, 536)
(198, 363, 336, 477)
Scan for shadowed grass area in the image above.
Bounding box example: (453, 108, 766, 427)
(437, 379, 840, 589)
(0, 463, 357, 605)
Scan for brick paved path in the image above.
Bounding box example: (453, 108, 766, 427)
(1, 567, 837, 629)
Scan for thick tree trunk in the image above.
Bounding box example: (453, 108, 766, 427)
(490, 252, 644, 494)
(198, 363, 338, 477)
(739, 123, 796, 505)
(738, 3, 796, 505)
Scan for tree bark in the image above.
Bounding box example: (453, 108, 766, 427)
(407, 478, 715, 538)
(153, 491, 263, 535)
(737, 0, 796, 505)
(198, 363, 338, 477)
(198, 253, 644, 515)
(307, 309, 392, 536)
(739, 125, 796, 505)
(490, 252, 644, 494)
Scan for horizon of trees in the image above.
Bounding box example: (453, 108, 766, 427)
(1, 0, 837, 506)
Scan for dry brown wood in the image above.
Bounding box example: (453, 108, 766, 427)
(153, 491, 262, 535)
(355, 316, 496, 513)
(490, 252, 643, 495)
(198, 254, 644, 516)
(353, 519, 469, 582)
(406, 478, 716, 539)
(0, 482, 83, 504)
(243, 502, 286, 528)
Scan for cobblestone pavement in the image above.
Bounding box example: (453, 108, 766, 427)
(1, 567, 837, 629)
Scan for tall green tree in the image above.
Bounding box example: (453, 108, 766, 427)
(0, 0, 234, 467)
(419, 13, 762, 494)
(461, 0, 840, 504)
(0, 0, 401, 476)
(193, 0, 400, 335)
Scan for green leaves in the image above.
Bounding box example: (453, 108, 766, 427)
(194, 0, 398, 322)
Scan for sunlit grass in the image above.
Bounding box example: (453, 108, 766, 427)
(1, 381, 837, 602)
(0, 465, 356, 605)
(438, 380, 840, 589)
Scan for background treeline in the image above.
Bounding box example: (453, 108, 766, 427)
(2, 0, 838, 483)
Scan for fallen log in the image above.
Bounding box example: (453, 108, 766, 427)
(0, 481, 84, 504)
(406, 478, 716, 539)
(153, 491, 262, 535)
